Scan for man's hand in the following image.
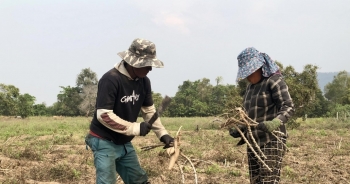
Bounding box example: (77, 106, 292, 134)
(160, 134, 174, 149)
(257, 118, 282, 133)
(140, 122, 152, 136)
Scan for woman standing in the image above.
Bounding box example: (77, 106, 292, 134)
(230, 47, 295, 184)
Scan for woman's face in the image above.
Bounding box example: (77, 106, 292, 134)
(247, 68, 262, 84)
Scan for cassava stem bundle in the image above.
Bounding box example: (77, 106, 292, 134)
(227, 118, 271, 172)
(220, 107, 289, 172)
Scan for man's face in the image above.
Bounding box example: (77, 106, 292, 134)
(133, 66, 152, 78)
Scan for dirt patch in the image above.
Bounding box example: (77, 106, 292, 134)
(0, 127, 349, 183)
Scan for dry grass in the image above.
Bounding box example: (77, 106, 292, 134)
(0, 116, 349, 184)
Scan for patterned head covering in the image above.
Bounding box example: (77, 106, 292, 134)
(236, 47, 279, 82)
(118, 38, 164, 68)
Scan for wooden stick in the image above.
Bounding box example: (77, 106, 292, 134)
(228, 117, 266, 158)
(0, 169, 10, 173)
(236, 107, 259, 125)
(141, 144, 165, 151)
(270, 132, 289, 151)
(177, 162, 185, 184)
(231, 123, 272, 172)
(181, 152, 198, 184)
(246, 122, 267, 159)
(340, 177, 350, 184)
(2, 136, 18, 146)
(190, 159, 215, 165)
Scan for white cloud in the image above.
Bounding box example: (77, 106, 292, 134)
(152, 12, 190, 34)
(128, 0, 198, 34)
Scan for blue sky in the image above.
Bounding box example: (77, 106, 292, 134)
(1, 0, 349, 106)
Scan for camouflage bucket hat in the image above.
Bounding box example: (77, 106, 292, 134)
(118, 38, 164, 68)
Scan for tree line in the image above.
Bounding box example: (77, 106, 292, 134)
(1, 64, 349, 124)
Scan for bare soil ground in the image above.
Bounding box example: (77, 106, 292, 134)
(0, 120, 349, 184)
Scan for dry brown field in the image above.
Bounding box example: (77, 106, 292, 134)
(0, 116, 349, 184)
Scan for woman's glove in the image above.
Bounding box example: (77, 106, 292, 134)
(229, 127, 241, 138)
(229, 125, 245, 138)
(257, 118, 282, 132)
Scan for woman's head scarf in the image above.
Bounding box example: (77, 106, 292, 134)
(236, 47, 280, 82)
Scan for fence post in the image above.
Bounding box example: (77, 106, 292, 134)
(336, 112, 339, 120)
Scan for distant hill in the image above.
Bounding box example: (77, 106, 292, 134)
(317, 72, 350, 92)
(317, 72, 338, 92)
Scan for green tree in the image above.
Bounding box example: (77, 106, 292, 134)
(324, 71, 350, 105)
(0, 84, 20, 116)
(169, 79, 213, 117)
(76, 68, 98, 92)
(76, 68, 98, 116)
(208, 84, 242, 116)
(55, 86, 82, 116)
(209, 85, 227, 115)
(215, 76, 223, 86)
(195, 78, 212, 103)
(224, 84, 243, 111)
(169, 78, 239, 117)
(282, 64, 319, 128)
(17, 93, 36, 118)
(33, 103, 48, 116)
(304, 88, 331, 118)
(326, 103, 350, 119)
(51, 68, 99, 116)
(0, 84, 36, 118)
(237, 80, 249, 97)
(152, 92, 163, 108)
(345, 88, 350, 104)
(169, 80, 198, 117)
